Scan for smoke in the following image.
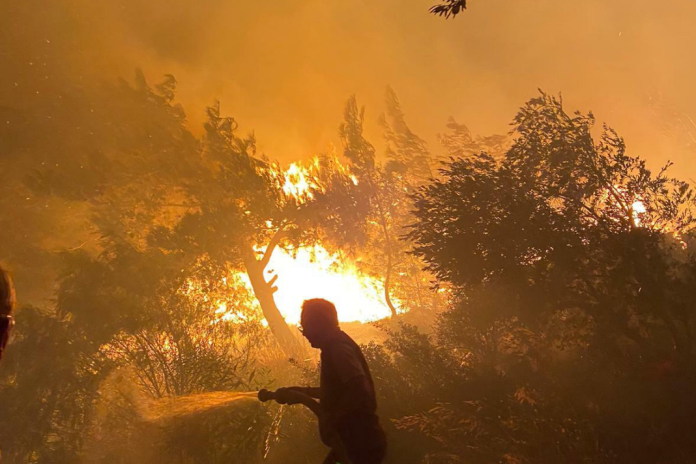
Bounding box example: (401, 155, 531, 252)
(3, 0, 696, 175)
(81, 368, 267, 464)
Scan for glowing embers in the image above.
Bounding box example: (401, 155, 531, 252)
(631, 199, 647, 226)
(269, 158, 323, 204)
(282, 162, 321, 201)
(272, 155, 358, 204)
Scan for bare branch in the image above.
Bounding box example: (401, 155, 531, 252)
(259, 226, 290, 270)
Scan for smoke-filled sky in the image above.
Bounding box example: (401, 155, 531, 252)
(6, 0, 696, 175)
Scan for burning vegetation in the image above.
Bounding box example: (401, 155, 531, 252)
(3, 2, 696, 464)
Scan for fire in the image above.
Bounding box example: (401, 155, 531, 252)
(244, 244, 396, 325)
(632, 200, 646, 215)
(267, 160, 394, 323)
(200, 244, 396, 326)
(271, 158, 324, 203)
(282, 162, 321, 200)
(184, 159, 398, 328)
(632, 199, 647, 226)
(272, 154, 359, 204)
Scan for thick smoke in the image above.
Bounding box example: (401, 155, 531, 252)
(4, 0, 696, 171)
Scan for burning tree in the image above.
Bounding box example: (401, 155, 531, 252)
(175, 92, 446, 354)
(336, 90, 449, 319)
(167, 102, 379, 357)
(0, 70, 443, 462)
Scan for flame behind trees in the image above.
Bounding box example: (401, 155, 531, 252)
(0, 70, 438, 460)
(157, 101, 380, 358)
(336, 90, 448, 319)
(159, 91, 439, 357)
(5, 69, 696, 462)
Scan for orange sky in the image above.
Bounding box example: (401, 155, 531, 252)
(60, 0, 696, 178)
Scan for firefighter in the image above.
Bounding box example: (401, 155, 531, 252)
(277, 298, 387, 464)
(0, 265, 15, 463)
(0, 265, 15, 361)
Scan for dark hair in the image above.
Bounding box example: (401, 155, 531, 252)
(0, 265, 15, 317)
(301, 298, 339, 328)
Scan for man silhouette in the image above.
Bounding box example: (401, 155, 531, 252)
(0, 265, 15, 361)
(0, 265, 15, 463)
(277, 298, 386, 464)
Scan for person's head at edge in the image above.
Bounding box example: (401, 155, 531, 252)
(0, 265, 16, 361)
(300, 298, 339, 349)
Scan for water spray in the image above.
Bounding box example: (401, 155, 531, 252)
(140, 391, 259, 423)
(257, 389, 352, 464)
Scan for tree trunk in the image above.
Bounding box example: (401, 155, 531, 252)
(384, 256, 398, 318)
(242, 243, 302, 359)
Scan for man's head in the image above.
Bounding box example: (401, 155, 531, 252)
(300, 298, 339, 348)
(0, 265, 15, 361)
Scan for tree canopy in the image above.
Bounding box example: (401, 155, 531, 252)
(382, 92, 696, 464)
(3, 34, 696, 461)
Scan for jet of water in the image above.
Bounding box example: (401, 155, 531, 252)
(141, 391, 259, 423)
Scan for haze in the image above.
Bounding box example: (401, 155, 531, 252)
(5, 0, 695, 172)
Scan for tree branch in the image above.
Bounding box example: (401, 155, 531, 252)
(259, 226, 290, 270)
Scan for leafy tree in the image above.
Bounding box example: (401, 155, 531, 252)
(0, 62, 205, 462)
(339, 93, 444, 318)
(339, 96, 403, 316)
(0, 70, 275, 461)
(437, 116, 509, 159)
(0, 306, 106, 463)
(381, 87, 437, 184)
(166, 101, 377, 357)
(377, 91, 696, 463)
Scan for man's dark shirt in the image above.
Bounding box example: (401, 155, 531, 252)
(320, 330, 386, 464)
(320, 330, 376, 420)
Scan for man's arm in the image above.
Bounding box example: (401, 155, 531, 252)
(285, 386, 321, 399)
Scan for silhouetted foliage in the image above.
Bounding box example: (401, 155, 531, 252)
(430, 0, 469, 18)
(340, 92, 445, 318)
(389, 91, 696, 463)
(4, 19, 696, 462)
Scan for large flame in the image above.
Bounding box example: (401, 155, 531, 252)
(199, 159, 397, 327)
(208, 245, 396, 326)
(281, 161, 322, 201)
(632, 199, 647, 226)
(246, 244, 395, 325)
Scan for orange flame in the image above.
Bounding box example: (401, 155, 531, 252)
(240, 244, 397, 325)
(185, 159, 397, 327)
